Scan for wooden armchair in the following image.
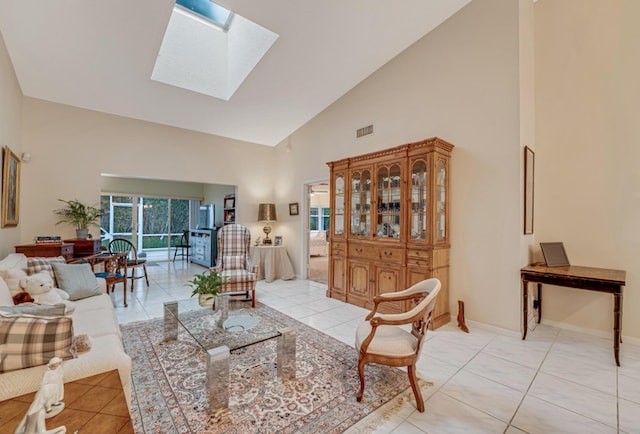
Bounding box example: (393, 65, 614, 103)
(355, 278, 441, 412)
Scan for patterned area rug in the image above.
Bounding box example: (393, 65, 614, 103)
(121, 303, 411, 433)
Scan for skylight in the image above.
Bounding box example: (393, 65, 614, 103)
(151, 2, 278, 101)
(175, 0, 233, 30)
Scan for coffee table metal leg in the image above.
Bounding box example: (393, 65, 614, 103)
(207, 346, 230, 411)
(163, 302, 178, 341)
(277, 327, 296, 381)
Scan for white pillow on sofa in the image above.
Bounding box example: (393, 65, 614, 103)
(0, 276, 13, 306)
(0, 268, 28, 296)
(0, 253, 28, 271)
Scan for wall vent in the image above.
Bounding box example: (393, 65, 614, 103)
(356, 124, 374, 138)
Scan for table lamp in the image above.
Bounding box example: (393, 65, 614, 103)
(258, 203, 277, 245)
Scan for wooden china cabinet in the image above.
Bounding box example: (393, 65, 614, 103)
(327, 137, 453, 329)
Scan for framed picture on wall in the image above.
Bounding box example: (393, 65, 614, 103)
(289, 202, 299, 216)
(524, 146, 534, 234)
(1, 146, 20, 227)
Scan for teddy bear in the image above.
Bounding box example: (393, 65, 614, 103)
(19, 272, 76, 314)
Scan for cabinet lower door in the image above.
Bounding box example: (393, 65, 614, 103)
(330, 255, 346, 301)
(347, 260, 372, 309)
(375, 264, 405, 314)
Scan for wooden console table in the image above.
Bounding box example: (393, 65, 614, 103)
(521, 264, 626, 366)
(15, 243, 74, 260)
(0, 370, 133, 433)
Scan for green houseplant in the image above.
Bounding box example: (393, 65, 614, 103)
(54, 199, 103, 240)
(186, 269, 226, 308)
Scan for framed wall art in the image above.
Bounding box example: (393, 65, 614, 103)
(524, 146, 534, 234)
(289, 202, 299, 216)
(1, 146, 20, 227)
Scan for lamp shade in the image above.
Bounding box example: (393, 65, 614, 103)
(258, 203, 277, 222)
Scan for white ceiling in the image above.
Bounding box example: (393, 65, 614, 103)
(0, 0, 471, 146)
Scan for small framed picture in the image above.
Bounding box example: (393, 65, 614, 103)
(540, 242, 570, 267)
(274, 236, 283, 246)
(289, 202, 299, 216)
(224, 197, 235, 209)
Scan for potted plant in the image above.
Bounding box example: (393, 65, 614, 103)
(54, 199, 103, 240)
(186, 269, 226, 308)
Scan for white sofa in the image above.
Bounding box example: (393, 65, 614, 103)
(309, 230, 328, 256)
(0, 254, 132, 407)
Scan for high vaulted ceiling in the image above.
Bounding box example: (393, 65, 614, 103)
(0, 0, 471, 146)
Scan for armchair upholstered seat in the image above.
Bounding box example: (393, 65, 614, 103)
(355, 278, 441, 412)
(211, 224, 258, 307)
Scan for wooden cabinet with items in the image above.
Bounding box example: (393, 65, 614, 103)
(223, 194, 236, 225)
(64, 239, 102, 257)
(327, 137, 453, 329)
(15, 243, 74, 260)
(190, 228, 217, 267)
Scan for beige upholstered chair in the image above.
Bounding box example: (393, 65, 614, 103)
(355, 278, 442, 412)
(211, 224, 258, 307)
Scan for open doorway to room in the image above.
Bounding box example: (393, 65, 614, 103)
(100, 175, 236, 263)
(307, 181, 329, 284)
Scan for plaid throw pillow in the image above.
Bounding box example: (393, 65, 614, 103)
(0, 311, 77, 373)
(26, 256, 67, 285)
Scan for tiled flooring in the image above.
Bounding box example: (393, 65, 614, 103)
(114, 261, 640, 433)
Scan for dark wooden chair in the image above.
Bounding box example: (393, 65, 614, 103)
(68, 252, 129, 306)
(355, 278, 441, 412)
(108, 238, 149, 289)
(173, 230, 191, 262)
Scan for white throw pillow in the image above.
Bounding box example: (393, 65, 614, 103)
(0, 276, 13, 306)
(1, 268, 28, 296)
(0, 253, 28, 271)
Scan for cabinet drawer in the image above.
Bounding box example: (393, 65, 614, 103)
(407, 258, 430, 268)
(407, 249, 430, 261)
(377, 247, 403, 263)
(332, 243, 345, 256)
(349, 244, 403, 263)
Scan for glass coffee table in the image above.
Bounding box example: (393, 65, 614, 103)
(163, 295, 296, 411)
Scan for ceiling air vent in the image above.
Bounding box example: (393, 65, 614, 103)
(356, 124, 373, 138)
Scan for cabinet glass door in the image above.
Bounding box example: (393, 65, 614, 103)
(410, 160, 428, 240)
(436, 159, 447, 241)
(350, 170, 371, 236)
(376, 164, 401, 239)
(334, 174, 345, 236)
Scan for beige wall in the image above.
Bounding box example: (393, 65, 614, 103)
(0, 31, 23, 257)
(19, 98, 275, 241)
(274, 0, 525, 331)
(535, 0, 640, 335)
(101, 176, 205, 200)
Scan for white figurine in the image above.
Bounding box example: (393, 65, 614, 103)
(15, 357, 67, 434)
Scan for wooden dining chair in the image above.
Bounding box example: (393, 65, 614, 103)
(355, 278, 441, 412)
(108, 239, 149, 288)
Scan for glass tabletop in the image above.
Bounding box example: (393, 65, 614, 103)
(165, 298, 282, 352)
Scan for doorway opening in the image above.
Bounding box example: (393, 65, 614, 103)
(308, 181, 329, 285)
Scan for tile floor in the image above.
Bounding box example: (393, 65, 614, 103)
(113, 261, 640, 433)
